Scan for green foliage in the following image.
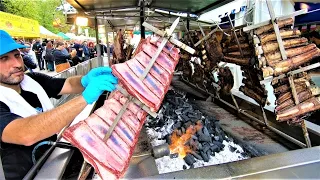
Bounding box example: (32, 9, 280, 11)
(2, 0, 96, 36)
(3, 0, 67, 33)
(88, 28, 96, 37)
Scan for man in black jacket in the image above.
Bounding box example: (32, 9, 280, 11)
(95, 40, 107, 55)
(32, 40, 44, 70)
(52, 42, 76, 65)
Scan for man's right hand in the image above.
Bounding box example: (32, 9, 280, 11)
(82, 74, 118, 104)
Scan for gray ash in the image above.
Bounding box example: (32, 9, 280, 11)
(146, 90, 249, 172)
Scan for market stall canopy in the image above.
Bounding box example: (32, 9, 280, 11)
(0, 11, 40, 38)
(40, 26, 62, 39)
(57, 32, 71, 40)
(66, 0, 230, 31)
(66, 0, 228, 15)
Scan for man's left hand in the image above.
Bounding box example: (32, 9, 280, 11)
(81, 67, 113, 87)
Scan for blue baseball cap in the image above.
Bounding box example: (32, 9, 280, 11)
(0, 30, 27, 56)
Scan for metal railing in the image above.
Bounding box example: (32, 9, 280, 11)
(50, 57, 102, 107)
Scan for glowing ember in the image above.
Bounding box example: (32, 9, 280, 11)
(169, 121, 203, 158)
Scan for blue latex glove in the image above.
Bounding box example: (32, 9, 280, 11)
(82, 74, 118, 104)
(81, 67, 113, 88)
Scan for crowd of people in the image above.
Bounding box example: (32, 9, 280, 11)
(15, 38, 113, 73)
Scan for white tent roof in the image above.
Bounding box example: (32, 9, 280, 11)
(40, 26, 61, 39)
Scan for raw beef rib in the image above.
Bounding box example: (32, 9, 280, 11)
(63, 37, 180, 179)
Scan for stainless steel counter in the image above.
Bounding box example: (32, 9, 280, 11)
(141, 146, 320, 179)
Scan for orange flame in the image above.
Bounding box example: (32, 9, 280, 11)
(169, 121, 203, 158)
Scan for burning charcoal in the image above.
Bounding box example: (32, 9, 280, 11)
(181, 127, 186, 134)
(166, 99, 176, 106)
(184, 154, 196, 166)
(183, 165, 187, 170)
(183, 103, 191, 108)
(202, 143, 210, 153)
(200, 151, 209, 162)
(210, 145, 220, 152)
(208, 116, 217, 122)
(165, 134, 172, 145)
(211, 141, 224, 149)
(176, 129, 182, 136)
(206, 149, 213, 158)
(158, 119, 165, 127)
(214, 121, 221, 128)
(241, 152, 248, 157)
(229, 146, 237, 152)
(189, 139, 198, 151)
(174, 97, 179, 105)
(172, 114, 178, 120)
(187, 113, 197, 118)
(184, 140, 190, 146)
(203, 126, 210, 137)
(198, 130, 212, 143)
(214, 136, 220, 141)
(176, 97, 184, 104)
(173, 121, 182, 129)
(198, 134, 211, 142)
(170, 153, 179, 159)
(195, 113, 202, 120)
(164, 109, 170, 116)
(182, 107, 193, 114)
(194, 140, 201, 151)
(216, 134, 224, 143)
(194, 110, 202, 120)
(181, 114, 190, 122)
(175, 108, 184, 115)
(191, 135, 198, 140)
(190, 151, 203, 160)
(169, 109, 175, 116)
(203, 118, 209, 126)
(184, 121, 192, 129)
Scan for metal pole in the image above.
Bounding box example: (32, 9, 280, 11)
(77, 161, 92, 180)
(227, 14, 244, 57)
(260, 105, 269, 126)
(301, 120, 312, 148)
(187, 13, 190, 31)
(182, 20, 194, 46)
(265, 0, 287, 60)
(230, 93, 240, 112)
(94, 16, 103, 66)
(140, 1, 145, 39)
(105, 26, 110, 66)
(288, 75, 312, 148)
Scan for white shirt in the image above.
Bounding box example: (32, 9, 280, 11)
(27, 50, 38, 65)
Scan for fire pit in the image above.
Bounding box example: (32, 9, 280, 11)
(146, 90, 250, 174)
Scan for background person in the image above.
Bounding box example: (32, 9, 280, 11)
(44, 42, 55, 71)
(52, 41, 77, 72)
(88, 41, 96, 59)
(32, 39, 44, 70)
(24, 43, 38, 68)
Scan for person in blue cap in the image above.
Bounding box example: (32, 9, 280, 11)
(0, 30, 118, 179)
